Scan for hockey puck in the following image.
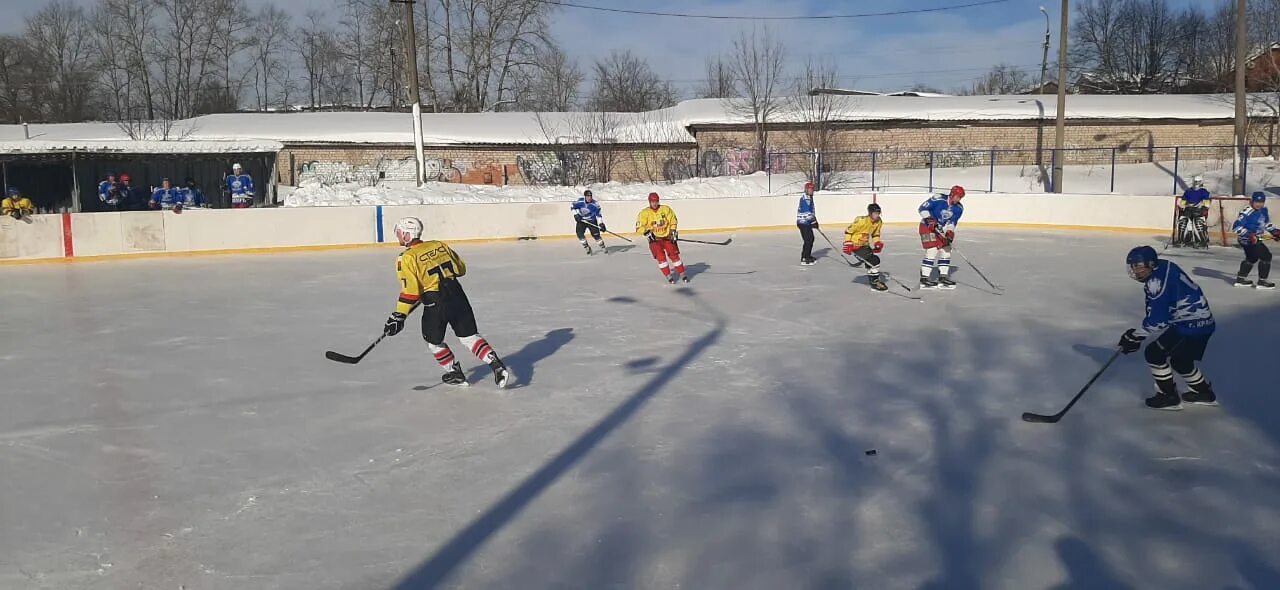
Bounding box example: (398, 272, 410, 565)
(865, 449, 877, 456)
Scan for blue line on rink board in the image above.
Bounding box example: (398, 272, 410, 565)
(376, 205, 384, 243)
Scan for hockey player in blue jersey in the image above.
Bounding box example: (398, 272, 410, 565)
(570, 189, 607, 255)
(1231, 191, 1280, 289)
(796, 181, 818, 265)
(1119, 246, 1217, 410)
(227, 163, 255, 208)
(180, 177, 208, 209)
(98, 171, 123, 210)
(150, 177, 182, 210)
(1174, 175, 1212, 248)
(917, 185, 965, 289)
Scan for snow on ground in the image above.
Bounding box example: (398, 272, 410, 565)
(2, 229, 1279, 590)
(282, 157, 1280, 207)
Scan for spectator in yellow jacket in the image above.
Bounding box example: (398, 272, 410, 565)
(2, 188, 34, 219)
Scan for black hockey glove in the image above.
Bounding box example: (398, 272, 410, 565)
(8, 211, 19, 219)
(574, 214, 583, 223)
(812, 221, 819, 229)
(384, 312, 407, 336)
(1118, 329, 1145, 355)
(645, 231, 656, 242)
(597, 222, 606, 232)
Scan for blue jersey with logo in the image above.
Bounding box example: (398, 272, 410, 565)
(150, 187, 182, 210)
(570, 198, 602, 223)
(226, 174, 254, 195)
(796, 194, 816, 225)
(1231, 205, 1275, 244)
(1137, 259, 1214, 337)
(1182, 187, 1211, 206)
(918, 194, 963, 232)
(180, 187, 207, 207)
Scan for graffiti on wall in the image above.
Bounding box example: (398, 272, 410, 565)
(516, 152, 596, 186)
(700, 147, 788, 177)
(299, 157, 418, 185)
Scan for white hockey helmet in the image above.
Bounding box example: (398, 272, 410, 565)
(1191, 174, 1204, 187)
(394, 217, 424, 246)
(232, 163, 243, 171)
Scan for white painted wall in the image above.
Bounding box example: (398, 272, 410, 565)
(0, 215, 63, 260)
(2, 193, 1175, 262)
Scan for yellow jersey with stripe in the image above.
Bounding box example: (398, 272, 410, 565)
(2, 197, 34, 216)
(843, 215, 882, 248)
(636, 204, 678, 239)
(394, 240, 467, 315)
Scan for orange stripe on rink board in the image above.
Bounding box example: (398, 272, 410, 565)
(62, 212, 74, 257)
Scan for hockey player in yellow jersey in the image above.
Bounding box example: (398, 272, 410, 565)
(842, 203, 888, 291)
(2, 188, 34, 219)
(636, 192, 688, 283)
(384, 217, 513, 388)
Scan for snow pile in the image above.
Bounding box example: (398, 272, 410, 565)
(283, 172, 814, 207)
(282, 157, 1280, 207)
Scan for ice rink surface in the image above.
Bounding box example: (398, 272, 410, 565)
(2, 227, 1279, 590)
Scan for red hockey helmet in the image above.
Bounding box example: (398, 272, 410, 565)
(648, 192, 660, 208)
(120, 173, 131, 182)
(949, 185, 965, 200)
(804, 181, 815, 193)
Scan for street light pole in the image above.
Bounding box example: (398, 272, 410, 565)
(1039, 6, 1050, 94)
(392, 0, 426, 186)
(1053, 0, 1068, 193)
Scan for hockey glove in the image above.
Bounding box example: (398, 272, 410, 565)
(574, 214, 583, 223)
(598, 222, 607, 232)
(384, 312, 407, 337)
(944, 230, 955, 243)
(8, 211, 19, 220)
(925, 217, 939, 230)
(1271, 229, 1280, 241)
(873, 241, 884, 254)
(812, 221, 819, 229)
(1118, 328, 1145, 355)
(645, 231, 657, 243)
(842, 241, 855, 255)
(671, 229, 679, 241)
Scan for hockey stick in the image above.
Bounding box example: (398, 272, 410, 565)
(933, 229, 1003, 291)
(580, 219, 633, 243)
(1021, 349, 1121, 423)
(677, 236, 733, 246)
(326, 333, 386, 364)
(816, 227, 915, 295)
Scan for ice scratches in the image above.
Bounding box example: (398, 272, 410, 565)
(1154, 456, 1202, 462)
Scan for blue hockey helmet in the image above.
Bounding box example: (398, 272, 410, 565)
(1252, 191, 1267, 203)
(6, 187, 18, 196)
(1126, 245, 1159, 281)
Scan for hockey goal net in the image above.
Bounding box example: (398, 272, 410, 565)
(1169, 196, 1253, 248)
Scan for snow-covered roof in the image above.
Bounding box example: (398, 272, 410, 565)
(0, 94, 1269, 148)
(0, 139, 283, 155)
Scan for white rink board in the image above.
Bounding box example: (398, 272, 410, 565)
(4, 193, 1175, 262)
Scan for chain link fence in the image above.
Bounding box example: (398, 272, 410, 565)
(761, 144, 1280, 196)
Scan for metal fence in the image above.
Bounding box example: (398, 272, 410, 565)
(761, 144, 1280, 195)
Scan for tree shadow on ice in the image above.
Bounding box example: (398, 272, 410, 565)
(462, 327, 575, 389)
(390, 294, 1280, 589)
(390, 294, 725, 589)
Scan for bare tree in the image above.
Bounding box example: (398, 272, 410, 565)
(1072, 0, 1188, 93)
(426, 0, 558, 112)
(729, 26, 787, 172)
(25, 0, 96, 122)
(589, 50, 678, 112)
(700, 54, 738, 98)
(294, 13, 342, 108)
(96, 0, 157, 120)
(788, 58, 841, 186)
(959, 64, 1031, 95)
(250, 6, 293, 110)
(0, 35, 36, 123)
(521, 45, 583, 111)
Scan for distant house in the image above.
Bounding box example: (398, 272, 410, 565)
(1242, 42, 1280, 92)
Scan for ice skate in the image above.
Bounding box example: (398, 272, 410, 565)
(937, 276, 957, 290)
(1145, 391, 1183, 411)
(919, 277, 938, 290)
(1234, 277, 1254, 288)
(490, 358, 514, 389)
(582, 242, 592, 256)
(1256, 279, 1276, 290)
(800, 257, 816, 266)
(869, 277, 888, 292)
(597, 240, 608, 254)
(441, 362, 469, 386)
(1181, 382, 1219, 406)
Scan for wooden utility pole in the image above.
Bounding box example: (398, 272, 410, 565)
(1052, 0, 1068, 193)
(1233, 0, 1248, 195)
(393, 0, 426, 185)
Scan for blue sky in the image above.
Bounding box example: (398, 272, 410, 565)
(0, 0, 1230, 94)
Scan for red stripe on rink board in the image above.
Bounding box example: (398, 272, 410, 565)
(61, 212, 74, 257)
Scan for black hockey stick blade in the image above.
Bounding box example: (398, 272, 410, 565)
(1020, 349, 1122, 424)
(325, 333, 385, 364)
(678, 237, 733, 246)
